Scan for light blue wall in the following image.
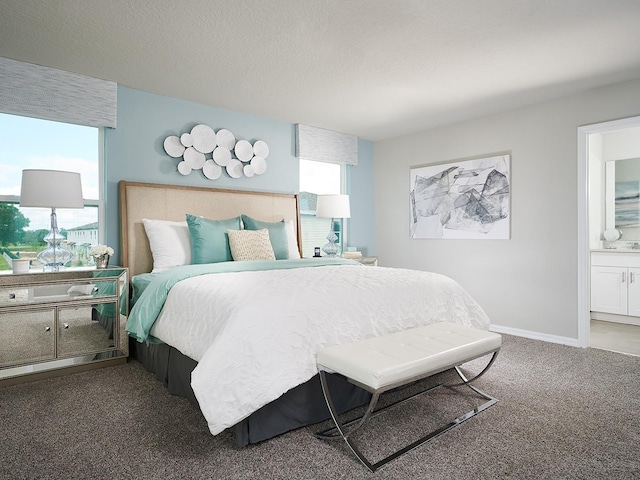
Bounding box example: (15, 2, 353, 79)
(104, 86, 374, 263)
(348, 139, 376, 256)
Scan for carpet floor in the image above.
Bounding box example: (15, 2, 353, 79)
(1, 334, 639, 479)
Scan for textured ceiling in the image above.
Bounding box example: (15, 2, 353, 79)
(1, 0, 640, 141)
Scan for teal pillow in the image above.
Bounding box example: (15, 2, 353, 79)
(241, 214, 289, 260)
(186, 214, 241, 264)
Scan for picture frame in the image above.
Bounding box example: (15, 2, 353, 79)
(615, 180, 640, 228)
(410, 154, 511, 239)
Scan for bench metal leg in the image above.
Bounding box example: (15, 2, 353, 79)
(316, 352, 499, 473)
(318, 370, 377, 471)
(443, 350, 499, 388)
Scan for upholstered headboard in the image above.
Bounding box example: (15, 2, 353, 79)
(119, 181, 301, 277)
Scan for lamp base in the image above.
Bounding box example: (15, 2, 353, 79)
(322, 229, 341, 258)
(37, 246, 73, 272)
(37, 208, 73, 272)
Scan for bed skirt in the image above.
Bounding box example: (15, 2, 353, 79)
(129, 338, 371, 446)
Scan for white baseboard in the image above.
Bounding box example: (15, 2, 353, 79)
(489, 324, 580, 348)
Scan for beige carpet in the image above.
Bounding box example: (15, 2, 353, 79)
(1, 334, 639, 479)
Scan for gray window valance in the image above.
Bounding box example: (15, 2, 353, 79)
(296, 124, 358, 166)
(0, 56, 117, 128)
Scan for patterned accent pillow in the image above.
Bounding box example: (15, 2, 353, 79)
(241, 214, 289, 259)
(227, 229, 276, 261)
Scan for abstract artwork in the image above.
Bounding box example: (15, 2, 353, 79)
(410, 154, 510, 239)
(615, 180, 640, 228)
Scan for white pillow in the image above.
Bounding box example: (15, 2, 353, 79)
(285, 220, 301, 259)
(227, 229, 276, 261)
(142, 218, 192, 273)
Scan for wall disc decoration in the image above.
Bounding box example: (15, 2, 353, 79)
(251, 155, 267, 175)
(234, 139, 253, 162)
(183, 147, 206, 169)
(212, 146, 232, 166)
(243, 164, 255, 177)
(216, 129, 236, 150)
(226, 159, 244, 178)
(164, 136, 186, 158)
(180, 133, 193, 147)
(177, 161, 192, 175)
(203, 159, 222, 180)
(253, 140, 269, 158)
(163, 125, 268, 180)
(191, 124, 217, 153)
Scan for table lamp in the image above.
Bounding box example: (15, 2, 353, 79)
(20, 169, 84, 271)
(316, 194, 350, 257)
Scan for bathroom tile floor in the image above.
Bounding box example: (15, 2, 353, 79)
(590, 319, 640, 356)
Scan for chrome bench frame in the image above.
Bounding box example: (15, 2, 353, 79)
(316, 347, 500, 472)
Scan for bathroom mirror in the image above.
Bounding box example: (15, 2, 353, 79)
(605, 157, 640, 240)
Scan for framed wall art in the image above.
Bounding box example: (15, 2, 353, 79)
(410, 154, 511, 239)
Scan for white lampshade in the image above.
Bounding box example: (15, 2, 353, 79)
(20, 169, 84, 208)
(316, 194, 351, 219)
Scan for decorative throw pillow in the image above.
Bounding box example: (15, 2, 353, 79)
(241, 214, 289, 259)
(285, 220, 301, 259)
(142, 218, 192, 272)
(186, 214, 241, 264)
(227, 229, 276, 261)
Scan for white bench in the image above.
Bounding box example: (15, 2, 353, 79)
(316, 321, 502, 472)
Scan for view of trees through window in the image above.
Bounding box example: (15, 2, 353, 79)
(0, 113, 100, 270)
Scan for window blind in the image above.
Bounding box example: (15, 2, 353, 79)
(0, 56, 117, 128)
(296, 124, 358, 166)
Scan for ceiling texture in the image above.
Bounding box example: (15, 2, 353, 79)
(1, 0, 640, 141)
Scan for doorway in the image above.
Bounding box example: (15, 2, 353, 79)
(578, 115, 640, 354)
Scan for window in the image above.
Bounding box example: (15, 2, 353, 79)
(0, 113, 101, 269)
(299, 159, 346, 257)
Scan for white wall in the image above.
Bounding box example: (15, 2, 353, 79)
(374, 78, 640, 342)
(602, 127, 640, 161)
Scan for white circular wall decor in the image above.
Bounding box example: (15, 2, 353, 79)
(177, 161, 192, 175)
(164, 136, 186, 158)
(234, 140, 254, 162)
(226, 159, 244, 178)
(164, 124, 269, 181)
(183, 147, 206, 169)
(216, 129, 236, 150)
(212, 146, 232, 166)
(191, 124, 216, 153)
(253, 140, 269, 158)
(203, 159, 222, 180)
(251, 155, 267, 175)
(180, 133, 193, 147)
(243, 164, 255, 177)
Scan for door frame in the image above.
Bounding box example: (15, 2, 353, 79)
(577, 115, 640, 348)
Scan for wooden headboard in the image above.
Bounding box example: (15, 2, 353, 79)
(119, 181, 301, 277)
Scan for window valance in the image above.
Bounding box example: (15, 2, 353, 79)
(296, 124, 358, 166)
(0, 56, 117, 128)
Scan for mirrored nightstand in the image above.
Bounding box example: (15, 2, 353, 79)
(0, 267, 128, 385)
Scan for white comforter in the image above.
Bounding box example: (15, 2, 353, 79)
(149, 264, 490, 435)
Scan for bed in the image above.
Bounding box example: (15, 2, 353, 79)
(119, 181, 490, 446)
